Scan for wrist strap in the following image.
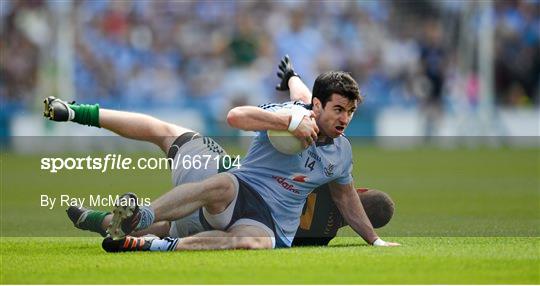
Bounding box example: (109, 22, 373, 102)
(288, 111, 304, 132)
(372, 238, 386, 246)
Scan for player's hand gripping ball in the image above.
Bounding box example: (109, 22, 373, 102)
(268, 105, 312, 155)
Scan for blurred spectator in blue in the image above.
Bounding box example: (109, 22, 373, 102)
(275, 8, 323, 89)
(494, 0, 540, 106)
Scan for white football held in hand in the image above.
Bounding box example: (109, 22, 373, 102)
(268, 105, 311, 155)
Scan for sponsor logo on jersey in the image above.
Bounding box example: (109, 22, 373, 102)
(272, 175, 300, 194)
(292, 175, 308, 183)
(324, 164, 335, 177)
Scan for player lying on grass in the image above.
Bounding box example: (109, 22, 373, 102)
(43, 56, 394, 248)
(292, 186, 393, 246)
(64, 186, 393, 246)
(100, 58, 400, 250)
(64, 188, 393, 248)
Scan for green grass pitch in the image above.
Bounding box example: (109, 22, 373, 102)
(1, 145, 539, 284)
(1, 237, 537, 284)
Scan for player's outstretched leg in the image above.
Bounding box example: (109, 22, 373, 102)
(43, 96, 193, 153)
(102, 225, 271, 252)
(107, 173, 237, 240)
(67, 206, 110, 237)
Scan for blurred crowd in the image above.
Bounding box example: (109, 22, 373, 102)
(1, 0, 539, 120)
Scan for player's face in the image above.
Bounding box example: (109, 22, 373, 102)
(315, 94, 357, 138)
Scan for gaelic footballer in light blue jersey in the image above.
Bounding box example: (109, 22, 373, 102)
(104, 67, 400, 252)
(231, 101, 353, 247)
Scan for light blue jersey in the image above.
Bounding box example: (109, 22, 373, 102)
(230, 101, 354, 247)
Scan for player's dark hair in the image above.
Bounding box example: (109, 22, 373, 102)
(361, 190, 394, 228)
(312, 71, 363, 107)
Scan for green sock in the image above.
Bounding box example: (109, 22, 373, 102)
(68, 103, 100, 127)
(80, 210, 109, 237)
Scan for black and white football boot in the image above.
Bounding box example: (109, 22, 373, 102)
(43, 96, 75, 121)
(106, 193, 141, 240)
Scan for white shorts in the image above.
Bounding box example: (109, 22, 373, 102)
(167, 133, 225, 238)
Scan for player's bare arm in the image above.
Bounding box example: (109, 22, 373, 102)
(227, 106, 318, 148)
(227, 106, 290, 131)
(288, 77, 312, 104)
(328, 181, 400, 246)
